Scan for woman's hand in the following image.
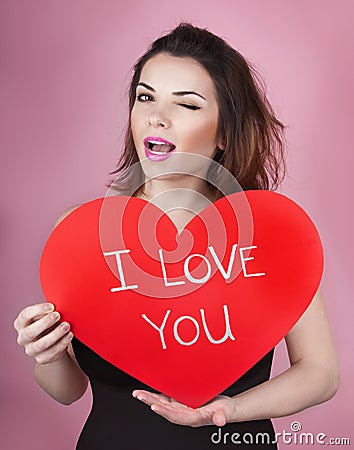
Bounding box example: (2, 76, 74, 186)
(132, 390, 235, 427)
(13, 302, 73, 365)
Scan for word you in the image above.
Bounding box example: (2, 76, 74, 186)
(142, 304, 235, 350)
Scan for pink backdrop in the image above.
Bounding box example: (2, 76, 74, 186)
(1, 1, 353, 448)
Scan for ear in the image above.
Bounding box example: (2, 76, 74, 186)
(216, 141, 225, 151)
(216, 135, 225, 151)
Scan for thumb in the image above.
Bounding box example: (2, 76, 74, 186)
(213, 408, 227, 427)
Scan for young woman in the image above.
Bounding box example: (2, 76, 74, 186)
(13, 23, 339, 449)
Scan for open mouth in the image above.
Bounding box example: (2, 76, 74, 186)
(144, 138, 176, 155)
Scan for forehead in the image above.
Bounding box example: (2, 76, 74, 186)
(139, 53, 216, 95)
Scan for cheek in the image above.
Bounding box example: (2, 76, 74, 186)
(130, 105, 144, 132)
(129, 113, 143, 156)
(183, 117, 218, 151)
(130, 110, 138, 136)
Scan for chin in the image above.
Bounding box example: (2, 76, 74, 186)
(141, 152, 212, 179)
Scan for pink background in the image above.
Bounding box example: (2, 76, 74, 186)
(1, 1, 353, 448)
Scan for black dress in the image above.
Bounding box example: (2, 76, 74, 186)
(72, 337, 277, 449)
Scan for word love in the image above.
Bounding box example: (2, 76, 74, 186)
(104, 244, 265, 293)
(142, 304, 235, 350)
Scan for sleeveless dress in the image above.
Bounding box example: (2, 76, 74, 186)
(72, 337, 277, 449)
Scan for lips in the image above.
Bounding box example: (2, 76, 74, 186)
(143, 136, 176, 162)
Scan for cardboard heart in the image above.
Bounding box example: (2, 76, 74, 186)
(40, 191, 323, 408)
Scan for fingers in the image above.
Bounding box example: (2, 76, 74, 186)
(17, 310, 61, 346)
(150, 404, 226, 427)
(14, 303, 54, 331)
(133, 390, 190, 410)
(132, 389, 188, 408)
(29, 330, 74, 365)
(133, 390, 231, 428)
(24, 320, 71, 358)
(14, 302, 73, 365)
(132, 390, 195, 427)
(169, 397, 189, 408)
(150, 404, 198, 426)
(132, 390, 173, 406)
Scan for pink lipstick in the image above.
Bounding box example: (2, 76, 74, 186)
(143, 136, 176, 162)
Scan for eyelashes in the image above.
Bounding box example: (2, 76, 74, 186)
(136, 94, 153, 102)
(136, 94, 201, 111)
(180, 103, 201, 111)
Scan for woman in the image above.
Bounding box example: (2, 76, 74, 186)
(13, 23, 339, 449)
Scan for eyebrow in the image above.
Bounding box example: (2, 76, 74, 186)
(137, 82, 207, 101)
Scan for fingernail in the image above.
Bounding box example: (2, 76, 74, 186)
(45, 303, 54, 311)
(61, 322, 70, 331)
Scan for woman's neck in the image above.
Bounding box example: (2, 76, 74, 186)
(134, 175, 217, 230)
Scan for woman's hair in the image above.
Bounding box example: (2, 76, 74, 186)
(109, 22, 287, 197)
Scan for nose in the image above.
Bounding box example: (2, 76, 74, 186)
(148, 107, 171, 129)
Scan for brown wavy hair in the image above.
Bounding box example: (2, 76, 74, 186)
(109, 23, 287, 197)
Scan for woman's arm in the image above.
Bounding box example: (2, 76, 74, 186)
(228, 287, 339, 422)
(14, 303, 89, 405)
(33, 339, 88, 406)
(14, 205, 88, 406)
(133, 287, 339, 427)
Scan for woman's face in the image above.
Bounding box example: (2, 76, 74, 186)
(131, 53, 222, 179)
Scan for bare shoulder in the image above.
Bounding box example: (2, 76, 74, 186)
(54, 205, 82, 228)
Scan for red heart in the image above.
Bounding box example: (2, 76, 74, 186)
(40, 191, 323, 408)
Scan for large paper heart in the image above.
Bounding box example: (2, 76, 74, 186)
(40, 191, 323, 408)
